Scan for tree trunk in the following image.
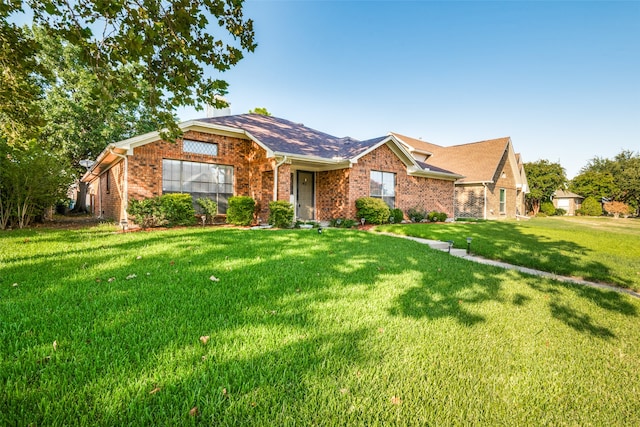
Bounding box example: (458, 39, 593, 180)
(73, 181, 89, 213)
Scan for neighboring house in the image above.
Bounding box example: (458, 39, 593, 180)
(552, 190, 584, 215)
(81, 114, 462, 224)
(391, 134, 529, 219)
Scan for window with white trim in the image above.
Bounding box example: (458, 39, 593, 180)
(162, 159, 233, 213)
(499, 188, 506, 214)
(370, 171, 396, 208)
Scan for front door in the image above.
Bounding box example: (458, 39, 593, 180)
(297, 171, 314, 220)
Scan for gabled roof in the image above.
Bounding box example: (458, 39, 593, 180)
(554, 189, 584, 199)
(82, 114, 462, 182)
(392, 133, 514, 184)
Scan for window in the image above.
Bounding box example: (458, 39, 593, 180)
(370, 171, 396, 208)
(183, 139, 218, 156)
(162, 159, 233, 213)
(499, 188, 506, 214)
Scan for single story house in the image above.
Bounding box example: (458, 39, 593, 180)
(552, 190, 584, 215)
(81, 114, 462, 224)
(390, 133, 529, 220)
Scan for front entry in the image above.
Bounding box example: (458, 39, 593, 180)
(296, 171, 315, 220)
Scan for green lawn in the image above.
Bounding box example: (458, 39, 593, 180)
(377, 216, 640, 291)
(1, 225, 640, 425)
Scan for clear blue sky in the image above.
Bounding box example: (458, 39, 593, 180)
(180, 0, 640, 179)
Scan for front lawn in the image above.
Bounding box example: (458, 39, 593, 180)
(1, 225, 639, 425)
(377, 216, 640, 290)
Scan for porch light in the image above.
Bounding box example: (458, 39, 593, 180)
(466, 237, 472, 255)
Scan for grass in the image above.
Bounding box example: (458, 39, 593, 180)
(1, 224, 640, 425)
(377, 216, 640, 291)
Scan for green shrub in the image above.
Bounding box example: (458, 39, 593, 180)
(269, 200, 294, 228)
(554, 208, 567, 216)
(437, 211, 448, 222)
(196, 198, 218, 224)
(128, 194, 195, 228)
(540, 201, 556, 216)
(407, 207, 426, 223)
(577, 196, 602, 216)
(329, 218, 358, 228)
(355, 197, 390, 225)
(160, 194, 196, 226)
(226, 196, 256, 226)
(389, 208, 404, 224)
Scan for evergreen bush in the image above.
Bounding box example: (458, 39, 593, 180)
(355, 197, 390, 225)
(226, 196, 256, 226)
(196, 198, 218, 224)
(269, 200, 294, 228)
(389, 208, 404, 224)
(577, 196, 602, 216)
(406, 207, 426, 222)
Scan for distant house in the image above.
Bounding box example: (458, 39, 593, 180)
(81, 114, 462, 224)
(552, 190, 584, 216)
(391, 134, 529, 220)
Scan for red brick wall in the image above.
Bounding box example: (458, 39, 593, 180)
(88, 161, 125, 220)
(316, 143, 455, 220)
(88, 131, 275, 222)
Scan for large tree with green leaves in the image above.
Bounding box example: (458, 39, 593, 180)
(524, 160, 567, 216)
(2, 0, 256, 141)
(570, 150, 640, 216)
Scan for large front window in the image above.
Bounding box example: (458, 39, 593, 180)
(162, 159, 233, 213)
(370, 170, 396, 208)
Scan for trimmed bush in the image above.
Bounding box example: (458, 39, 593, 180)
(540, 201, 556, 216)
(389, 208, 404, 224)
(269, 200, 295, 228)
(554, 208, 567, 216)
(355, 197, 390, 225)
(577, 196, 602, 216)
(128, 193, 195, 228)
(226, 196, 256, 226)
(196, 198, 218, 224)
(407, 207, 426, 223)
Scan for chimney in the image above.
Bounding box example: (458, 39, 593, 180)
(206, 96, 231, 117)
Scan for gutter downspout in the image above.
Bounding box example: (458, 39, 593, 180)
(273, 156, 288, 201)
(109, 149, 128, 223)
(483, 183, 488, 220)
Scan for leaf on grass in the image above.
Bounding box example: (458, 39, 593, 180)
(340, 388, 349, 394)
(189, 406, 199, 417)
(136, 256, 142, 260)
(149, 387, 161, 395)
(169, 260, 175, 266)
(200, 335, 210, 345)
(53, 340, 58, 351)
(391, 396, 402, 405)
(126, 274, 137, 280)
(222, 388, 228, 397)
(108, 277, 116, 282)
(12, 283, 18, 287)
(209, 275, 220, 282)
(378, 328, 384, 334)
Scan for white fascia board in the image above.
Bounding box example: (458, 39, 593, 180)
(408, 167, 463, 181)
(273, 151, 351, 166)
(351, 135, 421, 169)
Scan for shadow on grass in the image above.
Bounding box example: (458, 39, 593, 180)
(376, 221, 636, 289)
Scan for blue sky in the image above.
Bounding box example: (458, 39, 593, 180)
(179, 0, 640, 178)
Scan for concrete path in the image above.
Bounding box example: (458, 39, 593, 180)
(377, 232, 640, 299)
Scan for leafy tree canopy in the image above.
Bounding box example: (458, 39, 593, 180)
(1, 0, 256, 141)
(523, 160, 567, 215)
(249, 107, 271, 116)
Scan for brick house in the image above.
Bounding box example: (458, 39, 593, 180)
(82, 114, 462, 224)
(391, 134, 529, 220)
(552, 189, 584, 216)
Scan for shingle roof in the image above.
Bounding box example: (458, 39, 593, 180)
(554, 189, 584, 199)
(198, 114, 378, 159)
(392, 132, 511, 183)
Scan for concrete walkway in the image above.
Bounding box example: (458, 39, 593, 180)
(377, 232, 640, 299)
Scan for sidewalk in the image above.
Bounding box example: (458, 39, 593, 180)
(377, 232, 640, 299)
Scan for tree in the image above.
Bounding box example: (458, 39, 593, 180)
(2, 0, 256, 140)
(577, 196, 602, 217)
(614, 151, 640, 216)
(603, 201, 630, 218)
(249, 107, 272, 116)
(569, 170, 618, 201)
(524, 160, 567, 216)
(34, 28, 158, 211)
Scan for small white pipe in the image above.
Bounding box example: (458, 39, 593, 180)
(273, 156, 288, 201)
